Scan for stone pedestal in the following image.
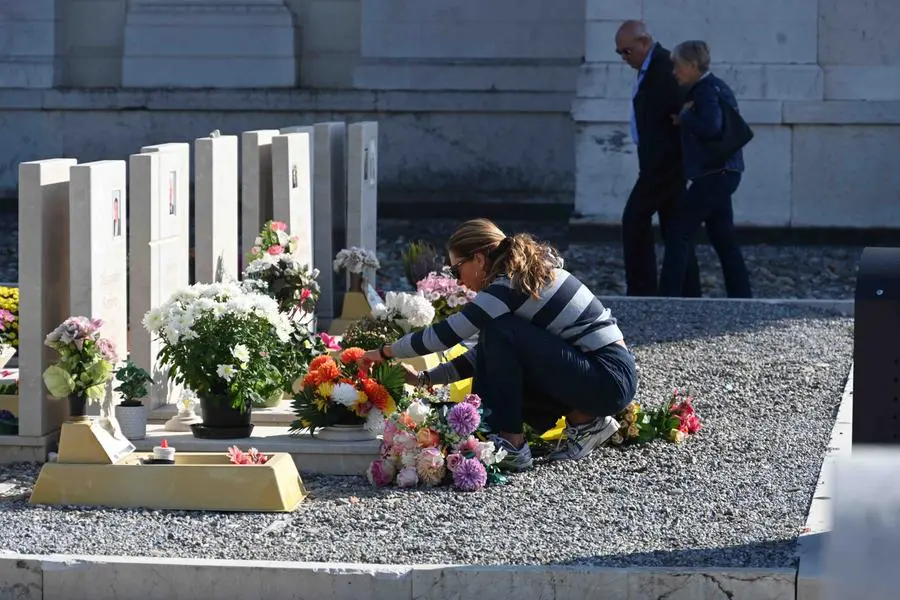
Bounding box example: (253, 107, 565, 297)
(122, 0, 298, 88)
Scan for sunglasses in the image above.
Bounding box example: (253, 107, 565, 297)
(449, 257, 471, 280)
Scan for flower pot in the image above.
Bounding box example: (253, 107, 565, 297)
(194, 395, 253, 439)
(315, 423, 376, 442)
(114, 403, 148, 440)
(67, 394, 88, 422)
(348, 272, 364, 293)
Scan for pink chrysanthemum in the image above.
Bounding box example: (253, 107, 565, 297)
(452, 457, 487, 492)
(447, 402, 480, 437)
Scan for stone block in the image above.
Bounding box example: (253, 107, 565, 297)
(271, 132, 314, 270)
(305, 0, 361, 53)
(585, 0, 641, 22)
(68, 161, 129, 392)
(346, 122, 379, 283)
(353, 61, 579, 92)
(122, 0, 297, 88)
(194, 135, 239, 284)
(0, 554, 41, 599)
(783, 100, 900, 124)
(824, 448, 900, 599)
(128, 151, 188, 410)
(17, 159, 76, 437)
(818, 0, 900, 66)
(823, 66, 900, 101)
(140, 143, 190, 287)
(311, 122, 347, 323)
(0, 0, 58, 88)
(241, 130, 280, 260)
(791, 125, 900, 227)
(733, 125, 792, 226)
(573, 122, 637, 221)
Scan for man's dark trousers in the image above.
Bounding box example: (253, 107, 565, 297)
(622, 169, 701, 297)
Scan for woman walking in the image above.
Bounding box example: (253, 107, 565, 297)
(363, 218, 638, 471)
(659, 40, 752, 298)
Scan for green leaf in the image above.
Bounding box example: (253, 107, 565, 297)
(42, 365, 74, 399)
(372, 361, 407, 406)
(84, 383, 106, 400)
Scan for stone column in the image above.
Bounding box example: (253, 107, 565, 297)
(122, 0, 298, 88)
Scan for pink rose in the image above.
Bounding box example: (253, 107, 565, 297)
(268, 245, 284, 256)
(394, 431, 418, 452)
(383, 420, 399, 447)
(270, 221, 287, 232)
(445, 452, 463, 472)
(457, 436, 480, 456)
(300, 288, 312, 301)
(396, 466, 419, 488)
(684, 414, 701, 435)
(366, 458, 396, 487)
(416, 428, 441, 448)
(464, 394, 481, 408)
(250, 246, 261, 255)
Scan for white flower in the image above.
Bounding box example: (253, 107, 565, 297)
(406, 400, 431, 426)
(375, 291, 436, 331)
(331, 383, 359, 408)
(493, 447, 508, 465)
(254, 236, 263, 246)
(232, 344, 250, 364)
(477, 441, 497, 465)
(142, 307, 164, 333)
(333, 247, 380, 274)
(216, 364, 236, 381)
(400, 450, 419, 468)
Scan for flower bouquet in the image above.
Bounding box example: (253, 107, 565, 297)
(227, 445, 269, 465)
(246, 220, 300, 263)
(289, 348, 406, 435)
(0, 286, 18, 349)
(367, 393, 508, 492)
(611, 388, 702, 446)
(416, 269, 476, 321)
(143, 283, 291, 435)
(42, 316, 118, 417)
(370, 291, 435, 333)
(0, 308, 16, 368)
(341, 316, 404, 351)
(334, 246, 381, 276)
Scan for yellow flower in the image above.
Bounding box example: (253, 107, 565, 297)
(353, 390, 368, 410)
(313, 396, 328, 412)
(627, 424, 639, 438)
(668, 428, 686, 443)
(300, 419, 311, 428)
(623, 412, 635, 424)
(316, 381, 334, 399)
(632, 403, 641, 413)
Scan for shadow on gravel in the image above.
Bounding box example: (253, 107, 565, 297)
(546, 537, 798, 569)
(608, 299, 853, 348)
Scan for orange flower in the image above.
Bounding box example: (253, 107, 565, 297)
(340, 347, 365, 365)
(309, 355, 333, 371)
(302, 371, 319, 389)
(362, 379, 395, 415)
(399, 413, 417, 429)
(315, 360, 341, 384)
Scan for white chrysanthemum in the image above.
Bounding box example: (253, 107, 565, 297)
(331, 383, 359, 408)
(142, 307, 164, 333)
(216, 364, 236, 381)
(232, 344, 250, 364)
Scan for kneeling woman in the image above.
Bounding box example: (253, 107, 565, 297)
(363, 218, 637, 471)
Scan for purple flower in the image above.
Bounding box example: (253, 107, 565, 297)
(447, 402, 480, 437)
(464, 394, 481, 408)
(97, 338, 118, 362)
(452, 457, 487, 492)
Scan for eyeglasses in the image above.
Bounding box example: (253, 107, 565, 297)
(449, 257, 471, 280)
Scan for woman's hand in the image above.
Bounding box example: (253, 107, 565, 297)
(400, 363, 420, 386)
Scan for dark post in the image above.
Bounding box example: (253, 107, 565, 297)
(854, 247, 900, 444)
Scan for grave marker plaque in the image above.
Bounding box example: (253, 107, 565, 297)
(241, 130, 280, 260)
(347, 122, 379, 285)
(195, 135, 239, 283)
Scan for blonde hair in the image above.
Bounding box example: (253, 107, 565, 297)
(447, 218, 557, 298)
(673, 40, 711, 73)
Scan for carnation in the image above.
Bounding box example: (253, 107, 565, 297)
(367, 458, 396, 487)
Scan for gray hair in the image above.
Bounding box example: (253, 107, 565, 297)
(672, 40, 711, 73)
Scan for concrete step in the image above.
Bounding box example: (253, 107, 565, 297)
(133, 424, 378, 476)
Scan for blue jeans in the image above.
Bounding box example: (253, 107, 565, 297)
(472, 314, 638, 434)
(659, 170, 751, 298)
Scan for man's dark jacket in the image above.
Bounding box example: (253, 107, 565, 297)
(632, 43, 683, 181)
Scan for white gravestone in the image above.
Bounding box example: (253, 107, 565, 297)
(141, 143, 191, 286)
(69, 161, 129, 419)
(347, 122, 379, 285)
(129, 152, 188, 410)
(241, 130, 280, 261)
(17, 159, 78, 437)
(271, 132, 314, 267)
(195, 134, 239, 283)
(825, 448, 900, 600)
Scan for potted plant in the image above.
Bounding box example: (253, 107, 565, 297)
(113, 360, 152, 440)
(41, 316, 118, 419)
(143, 282, 290, 439)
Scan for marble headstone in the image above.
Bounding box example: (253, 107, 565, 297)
(17, 159, 77, 436)
(241, 130, 280, 261)
(68, 161, 129, 406)
(347, 122, 379, 284)
(194, 134, 239, 283)
(129, 152, 188, 410)
(271, 131, 314, 268)
(141, 143, 190, 285)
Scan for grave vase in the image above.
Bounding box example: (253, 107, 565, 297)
(67, 394, 88, 421)
(316, 423, 377, 442)
(196, 395, 253, 439)
(348, 272, 364, 293)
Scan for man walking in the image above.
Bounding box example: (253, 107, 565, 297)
(615, 20, 701, 297)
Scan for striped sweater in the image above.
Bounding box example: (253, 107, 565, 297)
(390, 268, 624, 385)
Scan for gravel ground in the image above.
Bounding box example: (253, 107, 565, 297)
(0, 214, 860, 298)
(0, 300, 852, 568)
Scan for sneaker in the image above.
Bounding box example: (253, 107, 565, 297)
(488, 434, 534, 472)
(549, 416, 619, 461)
